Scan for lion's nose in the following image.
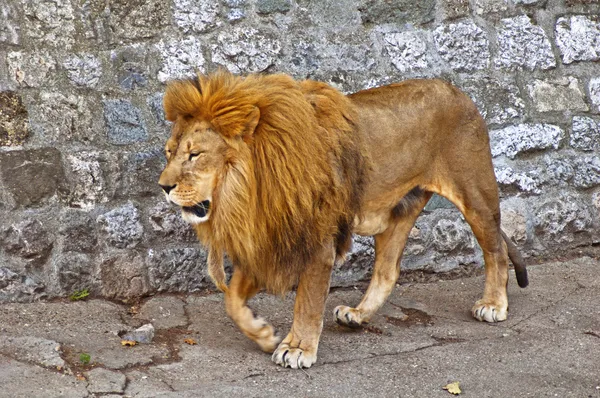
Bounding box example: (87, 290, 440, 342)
(160, 184, 176, 194)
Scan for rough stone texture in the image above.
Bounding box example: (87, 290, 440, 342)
(490, 124, 564, 159)
(28, 92, 95, 144)
(0, 1, 20, 45)
(59, 211, 98, 253)
(0, 91, 29, 146)
(1, 219, 54, 268)
(100, 253, 149, 299)
(156, 36, 206, 83)
(63, 54, 102, 88)
(358, 0, 435, 26)
(97, 202, 144, 249)
(0, 336, 65, 369)
(149, 201, 196, 241)
(589, 76, 600, 111)
(0, 148, 67, 208)
(472, 0, 508, 14)
(461, 76, 524, 125)
(122, 323, 155, 344)
(174, 0, 220, 33)
(528, 77, 588, 113)
(6, 51, 56, 88)
(22, 0, 75, 49)
(534, 193, 594, 245)
(147, 248, 209, 293)
(383, 31, 431, 73)
(495, 16, 556, 71)
(1, 0, 599, 302)
(257, 0, 291, 14)
(555, 15, 600, 64)
(87, 368, 127, 394)
(433, 20, 490, 71)
(571, 116, 600, 151)
(103, 99, 148, 145)
(211, 27, 281, 74)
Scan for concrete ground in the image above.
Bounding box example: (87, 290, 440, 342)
(0, 257, 599, 398)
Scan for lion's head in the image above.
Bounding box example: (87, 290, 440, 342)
(159, 71, 366, 294)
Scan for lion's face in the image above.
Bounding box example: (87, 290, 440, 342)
(158, 119, 229, 224)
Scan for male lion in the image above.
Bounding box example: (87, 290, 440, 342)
(158, 71, 528, 369)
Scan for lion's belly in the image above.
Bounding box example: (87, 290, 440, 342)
(353, 213, 390, 236)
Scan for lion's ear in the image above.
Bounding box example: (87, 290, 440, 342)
(212, 106, 260, 140)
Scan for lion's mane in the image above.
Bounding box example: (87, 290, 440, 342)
(164, 71, 367, 294)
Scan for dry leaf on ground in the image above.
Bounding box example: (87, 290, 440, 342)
(184, 338, 197, 345)
(121, 340, 137, 347)
(443, 381, 461, 395)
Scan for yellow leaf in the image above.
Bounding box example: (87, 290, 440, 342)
(443, 382, 461, 395)
(184, 338, 197, 345)
(121, 340, 137, 347)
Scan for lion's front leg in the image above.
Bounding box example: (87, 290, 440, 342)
(225, 268, 281, 353)
(272, 244, 335, 369)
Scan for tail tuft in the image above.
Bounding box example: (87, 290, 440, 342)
(501, 230, 529, 288)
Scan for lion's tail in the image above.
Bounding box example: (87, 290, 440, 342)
(501, 229, 528, 288)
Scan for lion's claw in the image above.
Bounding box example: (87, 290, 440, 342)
(334, 305, 363, 328)
(472, 300, 507, 323)
(272, 343, 316, 369)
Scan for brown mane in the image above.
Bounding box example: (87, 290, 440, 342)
(164, 71, 367, 294)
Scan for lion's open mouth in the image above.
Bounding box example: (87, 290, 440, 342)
(182, 200, 211, 219)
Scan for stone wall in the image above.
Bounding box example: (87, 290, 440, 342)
(1, 0, 599, 302)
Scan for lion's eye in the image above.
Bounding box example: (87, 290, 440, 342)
(189, 152, 204, 161)
(165, 149, 172, 158)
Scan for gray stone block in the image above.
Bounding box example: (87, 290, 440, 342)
(383, 31, 431, 73)
(433, 20, 490, 71)
(534, 193, 594, 245)
(63, 54, 102, 88)
(495, 16, 556, 71)
(97, 202, 144, 249)
(571, 116, 600, 151)
(424, 194, 455, 211)
(0, 1, 20, 45)
(103, 99, 148, 145)
(461, 76, 524, 126)
(0, 267, 45, 303)
(174, 0, 220, 33)
(148, 200, 196, 241)
(494, 165, 541, 194)
(490, 124, 564, 159)
(588, 77, 600, 111)
(28, 92, 95, 144)
(358, 0, 435, 25)
(22, 0, 75, 49)
(147, 248, 209, 293)
(527, 77, 588, 113)
(99, 252, 149, 299)
(257, 0, 291, 14)
(0, 91, 29, 147)
(111, 46, 149, 90)
(1, 219, 53, 267)
(65, 151, 106, 209)
(59, 210, 98, 253)
(6, 51, 57, 88)
(440, 0, 471, 21)
(472, 0, 508, 14)
(147, 93, 167, 125)
(121, 150, 165, 197)
(108, 0, 170, 41)
(211, 27, 281, 74)
(0, 148, 68, 208)
(555, 15, 600, 64)
(156, 36, 206, 83)
(54, 252, 96, 294)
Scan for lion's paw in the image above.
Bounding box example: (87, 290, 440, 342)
(271, 342, 317, 369)
(250, 317, 281, 353)
(472, 300, 507, 323)
(333, 305, 364, 328)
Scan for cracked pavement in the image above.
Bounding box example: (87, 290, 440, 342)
(1, 257, 599, 397)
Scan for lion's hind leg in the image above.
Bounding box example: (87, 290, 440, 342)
(334, 189, 432, 328)
(225, 268, 281, 353)
(441, 184, 511, 323)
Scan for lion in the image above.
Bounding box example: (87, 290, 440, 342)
(158, 70, 528, 369)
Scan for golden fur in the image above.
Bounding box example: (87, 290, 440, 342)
(159, 71, 528, 369)
(163, 71, 367, 294)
